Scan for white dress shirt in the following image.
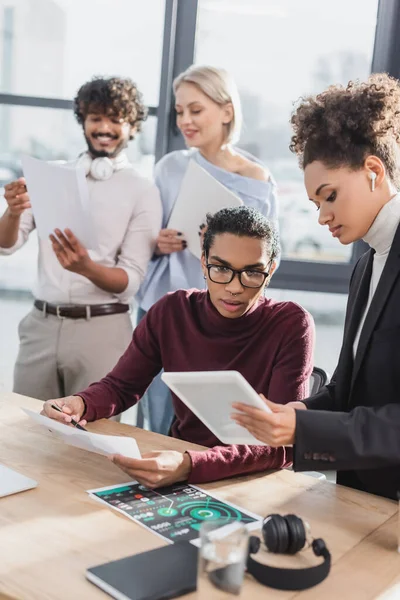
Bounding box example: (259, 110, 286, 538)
(353, 193, 400, 356)
(0, 159, 162, 305)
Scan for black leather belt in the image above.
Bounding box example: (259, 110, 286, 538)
(34, 299, 130, 319)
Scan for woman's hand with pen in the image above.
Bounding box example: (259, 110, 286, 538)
(41, 396, 87, 429)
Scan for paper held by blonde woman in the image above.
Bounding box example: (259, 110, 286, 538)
(167, 160, 242, 260)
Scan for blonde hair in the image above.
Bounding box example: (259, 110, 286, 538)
(173, 65, 242, 144)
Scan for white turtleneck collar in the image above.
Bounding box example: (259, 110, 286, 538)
(363, 193, 400, 255)
(353, 193, 400, 357)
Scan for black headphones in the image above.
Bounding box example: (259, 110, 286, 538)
(247, 514, 331, 591)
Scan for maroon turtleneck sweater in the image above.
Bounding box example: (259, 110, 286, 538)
(79, 290, 314, 483)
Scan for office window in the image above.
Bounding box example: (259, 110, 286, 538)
(268, 288, 346, 376)
(195, 0, 379, 263)
(0, 0, 165, 106)
(0, 104, 156, 174)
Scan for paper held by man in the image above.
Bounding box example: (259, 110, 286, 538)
(21, 154, 97, 250)
(22, 408, 141, 459)
(167, 160, 243, 260)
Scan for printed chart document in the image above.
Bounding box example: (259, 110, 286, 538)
(167, 160, 243, 260)
(88, 480, 261, 545)
(22, 408, 141, 459)
(21, 154, 97, 249)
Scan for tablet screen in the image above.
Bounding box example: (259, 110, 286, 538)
(162, 371, 269, 445)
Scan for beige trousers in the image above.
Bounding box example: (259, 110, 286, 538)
(13, 307, 133, 400)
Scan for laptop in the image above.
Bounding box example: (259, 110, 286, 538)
(0, 464, 37, 498)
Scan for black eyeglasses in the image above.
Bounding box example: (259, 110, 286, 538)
(206, 264, 270, 289)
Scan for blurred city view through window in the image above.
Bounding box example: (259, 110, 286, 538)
(0, 0, 164, 290)
(0, 0, 379, 290)
(196, 0, 379, 262)
(0, 0, 379, 387)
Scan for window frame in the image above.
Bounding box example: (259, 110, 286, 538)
(0, 0, 395, 294)
(0, 93, 157, 116)
(156, 0, 387, 294)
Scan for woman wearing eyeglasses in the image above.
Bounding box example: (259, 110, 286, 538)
(43, 206, 313, 488)
(136, 65, 279, 434)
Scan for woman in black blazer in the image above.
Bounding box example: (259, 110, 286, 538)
(232, 73, 400, 500)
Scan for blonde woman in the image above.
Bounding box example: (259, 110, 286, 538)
(136, 65, 279, 434)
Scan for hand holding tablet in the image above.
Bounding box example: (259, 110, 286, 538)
(161, 370, 271, 445)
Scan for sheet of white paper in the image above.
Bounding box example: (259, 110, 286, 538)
(21, 154, 97, 250)
(22, 408, 141, 459)
(167, 161, 243, 260)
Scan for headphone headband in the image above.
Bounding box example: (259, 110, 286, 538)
(247, 514, 331, 591)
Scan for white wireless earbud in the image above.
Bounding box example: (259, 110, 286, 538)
(370, 172, 377, 192)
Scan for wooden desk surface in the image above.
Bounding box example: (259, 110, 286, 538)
(1, 393, 400, 600)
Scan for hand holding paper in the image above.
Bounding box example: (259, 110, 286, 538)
(111, 451, 192, 489)
(4, 178, 31, 217)
(50, 228, 92, 275)
(167, 161, 243, 260)
(20, 154, 97, 250)
(155, 228, 186, 255)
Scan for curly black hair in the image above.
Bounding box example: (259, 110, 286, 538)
(73, 76, 147, 135)
(203, 206, 279, 261)
(290, 73, 400, 187)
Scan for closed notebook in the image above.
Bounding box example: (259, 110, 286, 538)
(86, 542, 198, 600)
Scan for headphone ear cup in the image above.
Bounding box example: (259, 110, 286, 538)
(263, 514, 290, 554)
(248, 535, 261, 555)
(113, 152, 129, 171)
(76, 153, 92, 176)
(90, 157, 114, 181)
(285, 514, 306, 555)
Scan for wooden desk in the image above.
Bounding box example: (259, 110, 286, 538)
(1, 393, 399, 600)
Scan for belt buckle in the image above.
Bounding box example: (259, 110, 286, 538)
(85, 305, 91, 321)
(56, 305, 65, 320)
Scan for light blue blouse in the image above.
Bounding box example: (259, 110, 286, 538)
(136, 148, 279, 311)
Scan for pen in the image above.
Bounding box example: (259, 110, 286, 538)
(50, 403, 87, 431)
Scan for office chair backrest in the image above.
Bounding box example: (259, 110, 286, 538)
(310, 366, 329, 396)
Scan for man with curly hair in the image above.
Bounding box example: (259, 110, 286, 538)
(0, 76, 162, 401)
(73, 77, 148, 162)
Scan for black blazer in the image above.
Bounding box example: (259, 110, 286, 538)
(294, 222, 400, 500)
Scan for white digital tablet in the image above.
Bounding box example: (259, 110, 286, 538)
(161, 370, 271, 445)
(0, 464, 37, 498)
